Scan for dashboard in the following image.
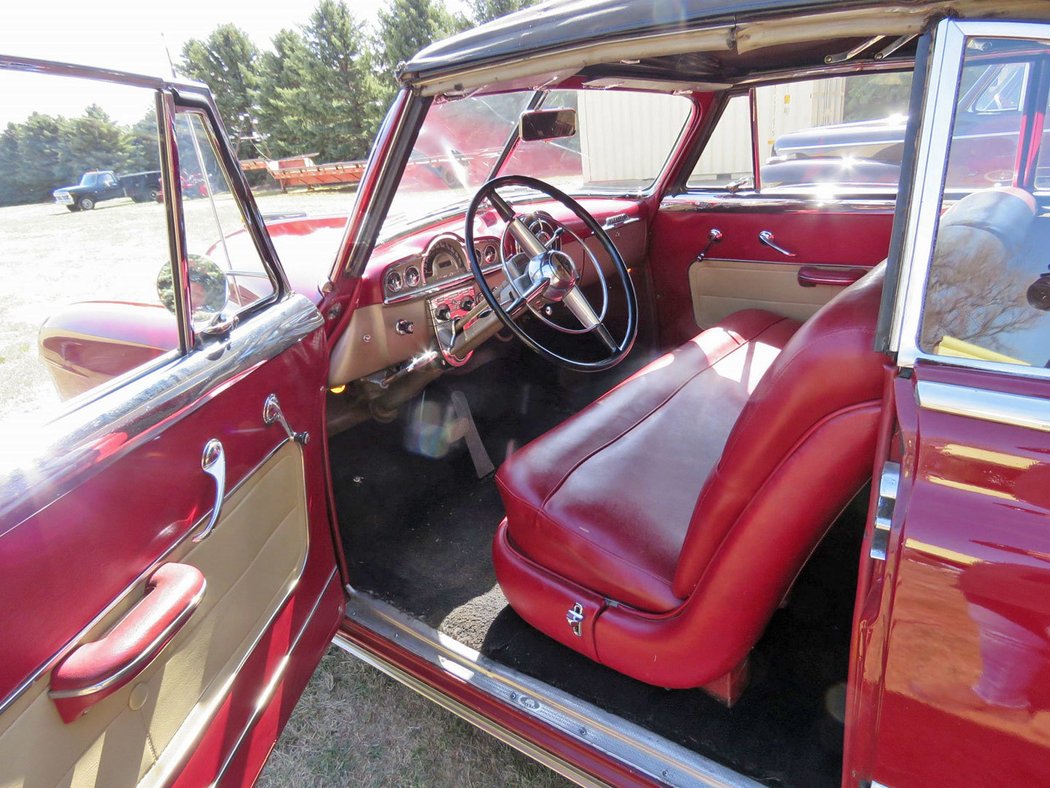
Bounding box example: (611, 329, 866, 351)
(327, 197, 649, 387)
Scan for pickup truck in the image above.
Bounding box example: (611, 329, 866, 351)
(52, 170, 160, 211)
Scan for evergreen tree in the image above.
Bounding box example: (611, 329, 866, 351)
(123, 110, 162, 173)
(377, 0, 463, 80)
(180, 24, 260, 144)
(61, 106, 128, 179)
(471, 0, 538, 24)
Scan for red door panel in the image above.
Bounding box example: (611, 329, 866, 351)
(649, 198, 895, 346)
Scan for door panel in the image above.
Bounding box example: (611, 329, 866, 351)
(0, 306, 341, 785)
(650, 198, 894, 345)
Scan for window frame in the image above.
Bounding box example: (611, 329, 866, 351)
(673, 64, 917, 200)
(891, 18, 1050, 381)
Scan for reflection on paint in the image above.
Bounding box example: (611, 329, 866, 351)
(940, 443, 1037, 471)
(928, 475, 1018, 502)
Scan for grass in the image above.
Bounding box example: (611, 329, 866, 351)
(259, 646, 570, 788)
(0, 189, 563, 786)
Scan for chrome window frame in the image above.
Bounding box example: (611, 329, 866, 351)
(892, 19, 1050, 377)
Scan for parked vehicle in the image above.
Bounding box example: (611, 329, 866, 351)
(51, 169, 161, 211)
(6, 2, 1050, 787)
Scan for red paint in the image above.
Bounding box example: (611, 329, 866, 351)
(846, 362, 1050, 787)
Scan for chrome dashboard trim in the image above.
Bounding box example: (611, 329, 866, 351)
(384, 263, 503, 305)
(0, 294, 323, 528)
(343, 591, 761, 788)
(916, 380, 1050, 432)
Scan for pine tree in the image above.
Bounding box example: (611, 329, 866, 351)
(180, 24, 260, 144)
(377, 0, 463, 80)
(471, 0, 538, 24)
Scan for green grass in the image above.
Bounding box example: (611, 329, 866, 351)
(259, 647, 570, 787)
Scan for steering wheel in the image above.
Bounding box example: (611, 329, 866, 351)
(464, 175, 637, 372)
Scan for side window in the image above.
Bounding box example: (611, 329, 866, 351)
(173, 112, 275, 328)
(919, 41, 1050, 368)
(0, 70, 176, 425)
(688, 72, 912, 194)
(687, 95, 753, 188)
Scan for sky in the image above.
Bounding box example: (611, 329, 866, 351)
(0, 0, 466, 125)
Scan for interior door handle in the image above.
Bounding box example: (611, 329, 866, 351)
(797, 265, 868, 287)
(194, 439, 225, 542)
(49, 563, 206, 722)
(758, 230, 796, 257)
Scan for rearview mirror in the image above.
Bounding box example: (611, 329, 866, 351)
(519, 108, 577, 142)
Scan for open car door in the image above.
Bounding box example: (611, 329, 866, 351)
(0, 60, 343, 786)
(848, 20, 1050, 787)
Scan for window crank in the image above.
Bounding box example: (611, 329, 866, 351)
(694, 228, 723, 263)
(758, 230, 797, 257)
(263, 394, 309, 445)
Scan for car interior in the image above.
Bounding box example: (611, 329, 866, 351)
(319, 29, 1050, 788)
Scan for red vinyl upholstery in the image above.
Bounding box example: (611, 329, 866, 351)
(494, 264, 886, 688)
(492, 187, 1038, 691)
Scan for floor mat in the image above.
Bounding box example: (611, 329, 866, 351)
(332, 351, 861, 787)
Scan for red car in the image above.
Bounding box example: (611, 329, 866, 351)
(5, 3, 1050, 787)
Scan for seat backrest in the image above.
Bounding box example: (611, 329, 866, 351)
(671, 186, 1036, 600)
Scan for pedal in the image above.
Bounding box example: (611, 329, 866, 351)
(449, 390, 495, 478)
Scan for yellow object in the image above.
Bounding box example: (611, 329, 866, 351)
(934, 335, 1030, 366)
(330, 384, 347, 394)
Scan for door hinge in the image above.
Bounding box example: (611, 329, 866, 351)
(870, 461, 901, 561)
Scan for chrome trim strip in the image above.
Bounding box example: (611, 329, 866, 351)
(917, 380, 1050, 432)
(0, 294, 322, 527)
(47, 581, 207, 700)
(660, 195, 896, 213)
(210, 566, 341, 785)
(0, 437, 292, 718)
(890, 19, 967, 364)
(333, 636, 605, 788)
(384, 263, 502, 305)
(343, 592, 761, 788)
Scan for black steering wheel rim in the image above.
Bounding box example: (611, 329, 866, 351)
(464, 174, 638, 372)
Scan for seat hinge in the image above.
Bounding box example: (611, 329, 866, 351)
(566, 603, 585, 637)
(870, 461, 901, 561)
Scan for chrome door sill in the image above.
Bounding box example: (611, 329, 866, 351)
(336, 590, 761, 788)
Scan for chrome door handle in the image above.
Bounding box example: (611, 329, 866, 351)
(194, 439, 225, 542)
(197, 312, 238, 340)
(758, 230, 797, 257)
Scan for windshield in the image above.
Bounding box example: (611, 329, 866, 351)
(380, 88, 692, 240)
(79, 172, 99, 187)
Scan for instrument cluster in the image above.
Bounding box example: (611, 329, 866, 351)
(384, 234, 501, 301)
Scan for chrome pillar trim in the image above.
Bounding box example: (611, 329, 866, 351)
(0, 294, 322, 527)
(344, 592, 762, 788)
(870, 461, 901, 561)
(917, 380, 1050, 432)
(891, 19, 1050, 366)
(47, 580, 207, 700)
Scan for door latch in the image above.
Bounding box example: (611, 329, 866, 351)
(870, 461, 901, 561)
(566, 603, 585, 637)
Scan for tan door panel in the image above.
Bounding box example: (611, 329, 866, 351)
(0, 440, 309, 788)
(689, 258, 847, 329)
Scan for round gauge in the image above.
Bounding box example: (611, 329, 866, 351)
(404, 265, 421, 288)
(483, 244, 498, 266)
(385, 269, 404, 294)
(424, 238, 466, 282)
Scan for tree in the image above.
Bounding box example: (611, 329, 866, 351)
(61, 105, 128, 180)
(123, 110, 161, 173)
(471, 0, 538, 24)
(376, 0, 463, 80)
(181, 24, 260, 144)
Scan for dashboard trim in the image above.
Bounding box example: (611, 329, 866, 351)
(383, 263, 503, 305)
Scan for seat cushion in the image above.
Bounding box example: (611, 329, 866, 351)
(495, 309, 800, 612)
